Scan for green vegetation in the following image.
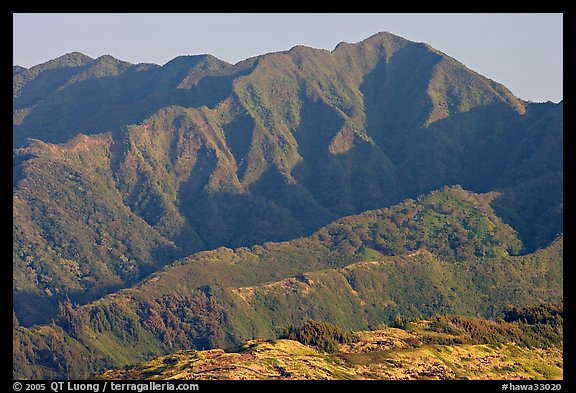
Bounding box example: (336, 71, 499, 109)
(391, 315, 418, 330)
(13, 188, 563, 379)
(95, 307, 562, 380)
(424, 303, 563, 348)
(280, 320, 356, 353)
(503, 302, 563, 325)
(13, 32, 562, 380)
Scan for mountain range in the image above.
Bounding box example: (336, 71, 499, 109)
(13, 32, 562, 379)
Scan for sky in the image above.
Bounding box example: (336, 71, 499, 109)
(13, 13, 563, 103)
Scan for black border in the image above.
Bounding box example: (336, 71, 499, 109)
(9, 10, 571, 391)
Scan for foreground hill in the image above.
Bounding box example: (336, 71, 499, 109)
(13, 187, 562, 379)
(13, 32, 562, 328)
(96, 310, 563, 380)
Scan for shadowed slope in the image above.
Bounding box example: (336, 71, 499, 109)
(13, 187, 562, 379)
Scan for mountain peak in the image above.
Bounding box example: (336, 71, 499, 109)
(13, 30, 563, 380)
(13, 65, 27, 75)
(163, 54, 224, 67)
(360, 31, 412, 46)
(94, 54, 125, 63)
(366, 30, 406, 40)
(50, 51, 94, 67)
(330, 30, 413, 63)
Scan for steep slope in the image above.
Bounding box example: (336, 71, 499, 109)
(13, 32, 562, 328)
(13, 134, 181, 325)
(13, 32, 562, 380)
(13, 52, 255, 147)
(13, 187, 563, 379)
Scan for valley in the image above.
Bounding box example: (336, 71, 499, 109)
(13, 31, 562, 380)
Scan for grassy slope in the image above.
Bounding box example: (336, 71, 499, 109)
(96, 324, 562, 380)
(13, 187, 563, 379)
(13, 32, 562, 326)
(13, 32, 562, 380)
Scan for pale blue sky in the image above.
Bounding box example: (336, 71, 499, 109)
(13, 13, 562, 103)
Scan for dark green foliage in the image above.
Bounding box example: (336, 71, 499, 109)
(492, 173, 563, 252)
(426, 302, 563, 348)
(13, 32, 562, 379)
(57, 299, 85, 341)
(503, 302, 563, 325)
(14, 33, 561, 326)
(13, 323, 114, 380)
(316, 186, 523, 264)
(280, 320, 356, 353)
(13, 187, 563, 379)
(137, 290, 226, 351)
(391, 314, 418, 330)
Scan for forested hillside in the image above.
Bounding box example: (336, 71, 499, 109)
(14, 188, 562, 379)
(13, 32, 562, 379)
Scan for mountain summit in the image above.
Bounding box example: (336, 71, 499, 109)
(13, 32, 562, 379)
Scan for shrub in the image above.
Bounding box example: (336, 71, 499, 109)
(426, 303, 563, 348)
(280, 320, 356, 353)
(503, 302, 563, 325)
(391, 314, 417, 330)
(402, 337, 422, 347)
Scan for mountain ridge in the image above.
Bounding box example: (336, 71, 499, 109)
(13, 31, 529, 144)
(13, 31, 562, 380)
(13, 31, 562, 323)
(94, 313, 563, 380)
(13, 187, 563, 379)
